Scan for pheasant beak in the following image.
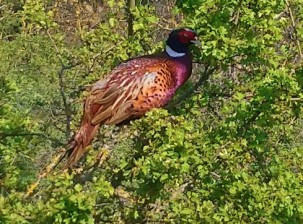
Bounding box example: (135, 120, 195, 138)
(190, 36, 201, 46)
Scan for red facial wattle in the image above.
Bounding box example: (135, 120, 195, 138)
(178, 30, 197, 44)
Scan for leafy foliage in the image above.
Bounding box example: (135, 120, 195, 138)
(0, 0, 302, 223)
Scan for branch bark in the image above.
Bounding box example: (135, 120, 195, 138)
(237, 109, 262, 136)
(47, 30, 80, 139)
(0, 132, 63, 145)
(285, 0, 303, 61)
(127, 0, 136, 37)
(57, 63, 80, 138)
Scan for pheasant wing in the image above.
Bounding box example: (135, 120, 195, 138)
(86, 58, 176, 126)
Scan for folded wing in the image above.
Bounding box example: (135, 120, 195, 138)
(88, 58, 176, 125)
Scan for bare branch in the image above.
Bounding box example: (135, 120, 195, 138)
(24, 147, 67, 198)
(47, 29, 81, 138)
(74, 147, 111, 184)
(0, 132, 63, 145)
(57, 64, 79, 138)
(285, 0, 303, 61)
(237, 109, 262, 136)
(127, 0, 136, 38)
(156, 22, 173, 31)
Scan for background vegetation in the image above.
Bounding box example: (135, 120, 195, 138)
(0, 0, 302, 223)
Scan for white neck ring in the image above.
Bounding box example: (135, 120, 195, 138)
(165, 45, 186, 57)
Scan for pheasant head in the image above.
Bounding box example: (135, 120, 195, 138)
(165, 28, 200, 57)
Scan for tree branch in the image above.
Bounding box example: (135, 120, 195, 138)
(237, 109, 262, 136)
(57, 63, 79, 138)
(0, 132, 63, 145)
(127, 0, 136, 38)
(47, 29, 80, 139)
(285, 0, 303, 61)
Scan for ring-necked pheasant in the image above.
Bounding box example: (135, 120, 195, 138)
(64, 28, 200, 169)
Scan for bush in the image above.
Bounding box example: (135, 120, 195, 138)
(0, 0, 302, 223)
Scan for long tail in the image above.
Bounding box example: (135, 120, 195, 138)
(25, 119, 99, 198)
(62, 122, 100, 169)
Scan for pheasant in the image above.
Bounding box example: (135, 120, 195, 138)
(64, 28, 200, 169)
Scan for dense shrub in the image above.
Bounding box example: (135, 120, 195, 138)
(0, 0, 302, 223)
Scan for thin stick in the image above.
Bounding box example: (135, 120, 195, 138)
(24, 148, 67, 198)
(285, 0, 303, 60)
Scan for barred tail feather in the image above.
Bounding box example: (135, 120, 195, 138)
(63, 122, 100, 169)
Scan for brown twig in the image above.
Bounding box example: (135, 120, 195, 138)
(285, 0, 303, 60)
(127, 0, 136, 38)
(87, 40, 125, 75)
(171, 182, 190, 199)
(237, 109, 262, 136)
(47, 29, 80, 138)
(156, 22, 173, 31)
(24, 147, 67, 198)
(57, 64, 75, 138)
(73, 147, 110, 184)
(0, 132, 62, 145)
(47, 30, 60, 56)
